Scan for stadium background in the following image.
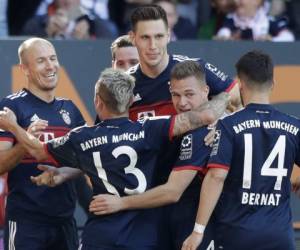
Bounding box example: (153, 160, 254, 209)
(1, 39, 300, 246)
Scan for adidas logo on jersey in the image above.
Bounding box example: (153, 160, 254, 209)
(30, 114, 40, 122)
(133, 93, 142, 102)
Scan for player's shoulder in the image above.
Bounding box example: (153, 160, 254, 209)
(171, 54, 202, 64)
(2, 89, 28, 103)
(137, 115, 171, 125)
(0, 90, 29, 111)
(273, 108, 300, 125)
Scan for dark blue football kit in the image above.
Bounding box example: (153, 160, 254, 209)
(0, 89, 85, 250)
(126, 54, 236, 249)
(208, 103, 299, 250)
(46, 116, 175, 249)
(166, 128, 215, 250)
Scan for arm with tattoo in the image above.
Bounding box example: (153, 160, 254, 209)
(172, 92, 230, 137)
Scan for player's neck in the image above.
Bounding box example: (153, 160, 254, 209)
(28, 85, 55, 103)
(244, 92, 270, 106)
(100, 111, 129, 120)
(140, 54, 169, 78)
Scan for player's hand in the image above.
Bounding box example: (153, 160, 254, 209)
(27, 119, 48, 138)
(89, 194, 123, 215)
(181, 232, 203, 250)
(204, 125, 216, 146)
(0, 107, 17, 131)
(30, 165, 64, 187)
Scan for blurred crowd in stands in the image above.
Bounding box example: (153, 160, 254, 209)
(0, 0, 299, 41)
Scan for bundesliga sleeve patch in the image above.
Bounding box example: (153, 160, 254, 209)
(210, 130, 221, 156)
(179, 134, 193, 160)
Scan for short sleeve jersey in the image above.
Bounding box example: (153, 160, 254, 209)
(46, 116, 174, 247)
(0, 89, 85, 223)
(208, 103, 300, 231)
(128, 54, 236, 121)
(172, 128, 211, 200)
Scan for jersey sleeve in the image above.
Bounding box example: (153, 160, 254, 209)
(143, 115, 175, 149)
(207, 119, 232, 171)
(197, 59, 236, 96)
(0, 97, 19, 142)
(45, 131, 79, 168)
(173, 130, 211, 174)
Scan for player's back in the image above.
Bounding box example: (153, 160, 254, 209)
(210, 103, 300, 249)
(47, 116, 173, 248)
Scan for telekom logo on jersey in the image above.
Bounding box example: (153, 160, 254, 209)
(39, 132, 55, 142)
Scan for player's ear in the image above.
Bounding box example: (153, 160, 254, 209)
(167, 28, 171, 43)
(128, 95, 134, 107)
(19, 63, 29, 76)
(129, 31, 136, 46)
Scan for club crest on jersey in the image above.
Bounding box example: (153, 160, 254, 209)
(210, 130, 221, 156)
(179, 134, 193, 160)
(60, 109, 71, 125)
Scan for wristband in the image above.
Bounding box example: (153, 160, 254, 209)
(193, 223, 205, 234)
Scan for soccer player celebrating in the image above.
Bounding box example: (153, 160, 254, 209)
(0, 38, 85, 250)
(182, 50, 299, 250)
(127, 4, 240, 121)
(0, 68, 229, 250)
(89, 60, 217, 250)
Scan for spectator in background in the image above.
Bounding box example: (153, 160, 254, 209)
(111, 35, 139, 71)
(22, 0, 117, 39)
(108, 0, 153, 34)
(198, 0, 237, 39)
(154, 0, 197, 40)
(215, 0, 294, 41)
(7, 0, 43, 35)
(286, 0, 300, 40)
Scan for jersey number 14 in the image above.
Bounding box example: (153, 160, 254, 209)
(243, 134, 288, 191)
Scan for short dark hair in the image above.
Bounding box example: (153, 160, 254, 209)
(171, 60, 206, 84)
(235, 50, 273, 88)
(131, 5, 168, 31)
(111, 35, 134, 61)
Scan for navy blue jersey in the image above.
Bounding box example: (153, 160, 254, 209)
(168, 128, 214, 250)
(173, 128, 211, 200)
(128, 54, 236, 121)
(46, 116, 174, 247)
(0, 89, 85, 224)
(208, 103, 300, 249)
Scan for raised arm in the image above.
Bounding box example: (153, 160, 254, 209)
(172, 92, 230, 137)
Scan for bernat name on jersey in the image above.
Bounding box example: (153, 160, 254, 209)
(80, 131, 145, 151)
(233, 119, 299, 135)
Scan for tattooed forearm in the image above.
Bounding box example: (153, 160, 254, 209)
(206, 92, 230, 119)
(172, 92, 230, 136)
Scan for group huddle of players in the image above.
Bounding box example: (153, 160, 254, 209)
(0, 4, 299, 250)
